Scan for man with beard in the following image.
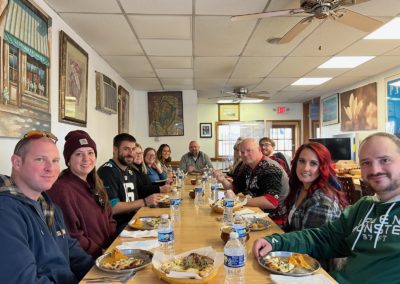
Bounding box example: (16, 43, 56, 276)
(98, 133, 162, 232)
(179, 140, 213, 173)
(253, 132, 400, 284)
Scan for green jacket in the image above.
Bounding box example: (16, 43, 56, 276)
(265, 195, 400, 284)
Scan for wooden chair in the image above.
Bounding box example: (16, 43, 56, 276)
(337, 176, 360, 205)
(359, 179, 374, 197)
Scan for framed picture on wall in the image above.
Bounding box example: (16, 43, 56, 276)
(321, 94, 339, 126)
(218, 104, 240, 121)
(118, 85, 130, 133)
(386, 75, 400, 136)
(200, 123, 212, 138)
(59, 30, 89, 126)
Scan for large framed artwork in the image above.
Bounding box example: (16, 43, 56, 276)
(59, 30, 88, 126)
(148, 91, 184, 137)
(118, 86, 130, 133)
(386, 75, 400, 136)
(218, 104, 240, 121)
(340, 82, 377, 131)
(321, 94, 339, 126)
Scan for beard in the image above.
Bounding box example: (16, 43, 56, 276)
(118, 153, 133, 167)
(366, 172, 400, 193)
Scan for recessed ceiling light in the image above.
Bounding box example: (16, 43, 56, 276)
(292, 77, 332, 86)
(241, 99, 264, 103)
(365, 18, 400, 39)
(217, 99, 233, 103)
(318, 56, 375, 68)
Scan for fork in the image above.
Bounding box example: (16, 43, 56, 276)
(84, 270, 136, 283)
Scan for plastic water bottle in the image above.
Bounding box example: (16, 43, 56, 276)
(223, 198, 234, 226)
(211, 181, 219, 203)
(194, 183, 203, 207)
(170, 188, 181, 223)
(232, 215, 247, 247)
(224, 232, 245, 284)
(158, 214, 174, 257)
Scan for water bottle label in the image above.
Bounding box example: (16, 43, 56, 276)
(158, 231, 174, 242)
(211, 184, 219, 191)
(224, 199, 234, 208)
(171, 198, 181, 206)
(232, 224, 247, 238)
(224, 254, 245, 268)
(194, 187, 203, 193)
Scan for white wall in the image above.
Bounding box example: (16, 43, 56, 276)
(0, 0, 135, 174)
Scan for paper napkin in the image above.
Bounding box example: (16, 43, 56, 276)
(270, 274, 334, 284)
(116, 239, 159, 250)
(119, 229, 157, 238)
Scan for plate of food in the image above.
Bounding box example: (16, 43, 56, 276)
(246, 217, 271, 231)
(209, 198, 245, 214)
(96, 248, 153, 273)
(128, 216, 163, 230)
(259, 251, 320, 276)
(158, 195, 171, 208)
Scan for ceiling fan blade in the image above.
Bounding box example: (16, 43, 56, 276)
(340, 0, 371, 6)
(248, 91, 269, 95)
(231, 8, 304, 22)
(269, 15, 314, 44)
(334, 8, 383, 32)
(246, 94, 270, 100)
(208, 95, 235, 99)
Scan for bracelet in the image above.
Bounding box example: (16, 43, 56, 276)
(143, 198, 148, 207)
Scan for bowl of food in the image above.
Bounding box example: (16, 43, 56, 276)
(220, 225, 250, 244)
(189, 190, 195, 199)
(190, 179, 197, 185)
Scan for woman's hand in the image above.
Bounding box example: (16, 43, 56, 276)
(252, 238, 272, 259)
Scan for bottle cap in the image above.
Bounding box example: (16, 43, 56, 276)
(160, 214, 169, 219)
(229, 232, 239, 239)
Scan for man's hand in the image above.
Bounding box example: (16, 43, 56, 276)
(187, 165, 195, 173)
(160, 184, 172, 193)
(252, 238, 272, 259)
(145, 193, 163, 207)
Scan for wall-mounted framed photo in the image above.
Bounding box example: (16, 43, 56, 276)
(59, 30, 88, 126)
(200, 123, 212, 138)
(118, 85, 130, 133)
(321, 94, 339, 126)
(218, 104, 240, 121)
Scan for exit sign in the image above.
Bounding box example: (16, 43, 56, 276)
(276, 106, 287, 114)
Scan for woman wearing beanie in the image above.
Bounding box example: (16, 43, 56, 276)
(48, 130, 117, 258)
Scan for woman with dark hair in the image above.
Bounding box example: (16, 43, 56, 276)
(48, 130, 117, 258)
(157, 144, 172, 172)
(286, 142, 348, 231)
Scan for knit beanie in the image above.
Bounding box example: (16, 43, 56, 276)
(63, 130, 97, 164)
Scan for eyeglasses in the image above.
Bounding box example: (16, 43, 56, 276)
(14, 130, 58, 154)
(260, 143, 272, 147)
(135, 152, 143, 156)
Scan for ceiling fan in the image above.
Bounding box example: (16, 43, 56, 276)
(215, 88, 270, 103)
(231, 0, 383, 44)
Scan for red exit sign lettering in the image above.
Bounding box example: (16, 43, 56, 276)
(276, 106, 286, 114)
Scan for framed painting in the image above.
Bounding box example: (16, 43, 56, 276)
(200, 123, 212, 138)
(118, 85, 130, 133)
(321, 94, 339, 126)
(218, 104, 240, 121)
(148, 91, 184, 136)
(386, 74, 400, 136)
(340, 82, 377, 131)
(59, 30, 88, 126)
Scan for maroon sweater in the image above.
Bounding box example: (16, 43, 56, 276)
(48, 170, 117, 258)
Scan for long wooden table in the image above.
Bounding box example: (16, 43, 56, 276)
(81, 178, 337, 283)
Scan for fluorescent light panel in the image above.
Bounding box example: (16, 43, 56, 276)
(365, 18, 400, 39)
(292, 77, 332, 86)
(318, 56, 375, 68)
(217, 99, 233, 103)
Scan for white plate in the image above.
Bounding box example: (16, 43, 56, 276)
(96, 249, 153, 273)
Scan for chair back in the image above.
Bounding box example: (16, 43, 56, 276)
(337, 176, 359, 205)
(359, 179, 374, 197)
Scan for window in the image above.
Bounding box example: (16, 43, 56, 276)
(269, 125, 296, 159)
(26, 56, 47, 96)
(216, 121, 265, 158)
(9, 45, 19, 83)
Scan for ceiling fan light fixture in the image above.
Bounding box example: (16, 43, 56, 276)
(241, 99, 264, 104)
(318, 56, 375, 68)
(292, 77, 332, 86)
(364, 17, 400, 39)
(217, 99, 234, 103)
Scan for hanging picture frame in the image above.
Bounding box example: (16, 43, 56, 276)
(200, 123, 212, 138)
(218, 104, 240, 121)
(321, 94, 339, 126)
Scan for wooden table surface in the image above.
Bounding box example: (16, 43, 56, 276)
(81, 178, 337, 283)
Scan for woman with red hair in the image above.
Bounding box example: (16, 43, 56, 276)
(285, 142, 348, 232)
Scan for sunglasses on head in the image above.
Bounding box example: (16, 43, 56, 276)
(14, 130, 58, 154)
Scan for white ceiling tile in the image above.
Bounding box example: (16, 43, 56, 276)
(195, 57, 238, 78)
(141, 39, 192, 56)
(269, 57, 329, 77)
(255, 78, 297, 92)
(125, 77, 162, 90)
(348, 0, 400, 17)
(311, 76, 367, 93)
(60, 14, 143, 55)
(339, 39, 400, 56)
(103, 56, 155, 77)
(195, 0, 268, 15)
(267, 0, 301, 11)
(44, 0, 121, 13)
(342, 56, 400, 77)
(156, 69, 193, 78)
(150, 57, 192, 69)
(161, 78, 194, 90)
(128, 15, 191, 39)
(195, 16, 256, 56)
(386, 45, 400, 55)
(306, 68, 349, 77)
(195, 78, 228, 90)
(243, 17, 319, 56)
(120, 0, 192, 14)
(225, 78, 264, 89)
(231, 57, 283, 78)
